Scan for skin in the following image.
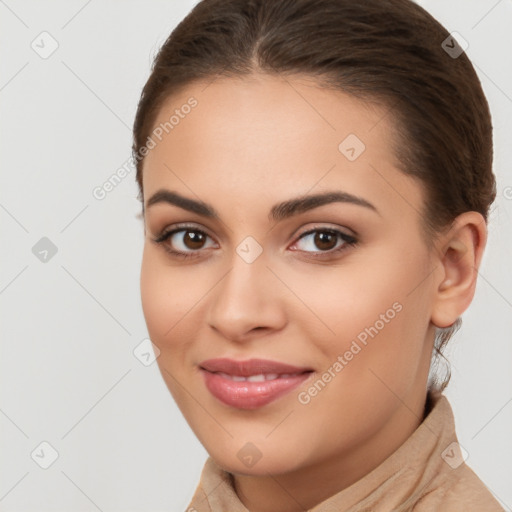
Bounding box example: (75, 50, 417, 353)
(139, 73, 487, 512)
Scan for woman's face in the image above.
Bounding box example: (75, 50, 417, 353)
(140, 74, 438, 476)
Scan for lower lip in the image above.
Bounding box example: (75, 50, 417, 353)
(201, 369, 312, 409)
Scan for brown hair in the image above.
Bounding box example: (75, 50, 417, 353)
(132, 0, 496, 392)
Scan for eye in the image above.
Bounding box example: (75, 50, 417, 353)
(290, 227, 357, 256)
(152, 225, 217, 259)
(152, 224, 357, 260)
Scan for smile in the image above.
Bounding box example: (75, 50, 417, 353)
(199, 358, 314, 409)
(215, 372, 304, 382)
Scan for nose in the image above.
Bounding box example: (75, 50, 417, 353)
(206, 247, 287, 343)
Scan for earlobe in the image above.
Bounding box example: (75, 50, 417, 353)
(431, 212, 487, 328)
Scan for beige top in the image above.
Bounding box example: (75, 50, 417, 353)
(186, 391, 504, 511)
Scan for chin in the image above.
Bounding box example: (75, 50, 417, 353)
(203, 436, 310, 477)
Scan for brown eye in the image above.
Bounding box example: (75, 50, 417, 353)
(182, 231, 207, 250)
(154, 227, 217, 257)
(292, 228, 357, 256)
(313, 231, 338, 251)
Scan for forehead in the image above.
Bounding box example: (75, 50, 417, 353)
(141, 74, 423, 221)
(145, 74, 390, 168)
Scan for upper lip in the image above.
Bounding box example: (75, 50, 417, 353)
(199, 358, 313, 376)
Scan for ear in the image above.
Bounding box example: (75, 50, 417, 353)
(431, 212, 488, 328)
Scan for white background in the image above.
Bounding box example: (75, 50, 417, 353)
(1, 1, 511, 510)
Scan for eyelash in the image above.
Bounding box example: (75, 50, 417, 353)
(152, 223, 358, 261)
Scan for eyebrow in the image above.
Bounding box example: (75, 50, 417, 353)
(145, 189, 379, 221)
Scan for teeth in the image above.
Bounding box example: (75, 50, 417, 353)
(215, 372, 301, 381)
(247, 374, 265, 382)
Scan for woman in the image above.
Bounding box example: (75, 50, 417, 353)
(132, 0, 504, 510)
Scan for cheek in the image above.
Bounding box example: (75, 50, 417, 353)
(284, 253, 425, 343)
(140, 246, 197, 334)
(140, 247, 198, 356)
(140, 252, 170, 339)
(290, 242, 433, 377)
(140, 248, 199, 404)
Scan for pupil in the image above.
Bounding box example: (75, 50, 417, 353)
(315, 231, 336, 250)
(185, 231, 205, 249)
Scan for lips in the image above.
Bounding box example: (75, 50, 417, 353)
(199, 358, 313, 409)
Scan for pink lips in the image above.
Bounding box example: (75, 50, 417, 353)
(199, 358, 313, 409)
